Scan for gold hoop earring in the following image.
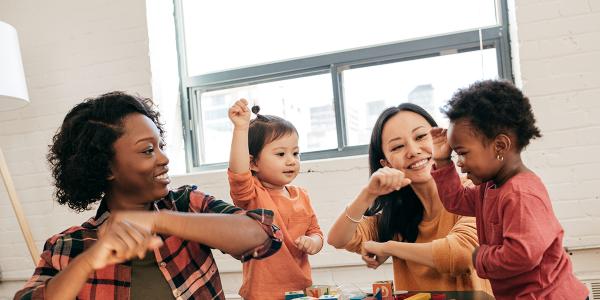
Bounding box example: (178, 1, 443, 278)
(496, 154, 504, 161)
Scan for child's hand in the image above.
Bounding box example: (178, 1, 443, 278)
(295, 235, 322, 255)
(228, 99, 251, 129)
(430, 127, 452, 162)
(364, 167, 411, 198)
(87, 221, 163, 270)
(361, 241, 389, 269)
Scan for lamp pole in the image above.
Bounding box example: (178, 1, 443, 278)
(0, 20, 39, 265)
(0, 149, 40, 263)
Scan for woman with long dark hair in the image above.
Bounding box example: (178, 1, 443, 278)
(328, 103, 491, 293)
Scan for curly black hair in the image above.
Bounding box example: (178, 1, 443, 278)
(442, 80, 542, 150)
(47, 91, 164, 212)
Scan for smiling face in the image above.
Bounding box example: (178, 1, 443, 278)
(379, 111, 435, 184)
(108, 113, 170, 208)
(251, 132, 300, 189)
(447, 118, 501, 185)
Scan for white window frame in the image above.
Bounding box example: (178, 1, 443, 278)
(173, 0, 513, 172)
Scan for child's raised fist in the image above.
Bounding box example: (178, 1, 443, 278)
(228, 98, 251, 128)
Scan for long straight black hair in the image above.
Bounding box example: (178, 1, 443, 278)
(365, 103, 438, 243)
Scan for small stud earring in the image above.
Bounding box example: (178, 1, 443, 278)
(496, 154, 504, 161)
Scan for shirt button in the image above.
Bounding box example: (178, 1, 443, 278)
(173, 290, 180, 297)
(159, 262, 166, 268)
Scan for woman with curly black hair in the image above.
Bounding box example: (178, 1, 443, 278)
(328, 103, 492, 294)
(431, 80, 588, 299)
(15, 92, 282, 300)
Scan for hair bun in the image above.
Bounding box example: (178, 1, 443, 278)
(251, 105, 261, 115)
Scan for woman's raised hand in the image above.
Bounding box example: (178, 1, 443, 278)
(228, 99, 251, 129)
(365, 167, 411, 198)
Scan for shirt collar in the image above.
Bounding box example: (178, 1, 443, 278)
(84, 192, 178, 229)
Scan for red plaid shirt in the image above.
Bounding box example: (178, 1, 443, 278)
(15, 185, 282, 300)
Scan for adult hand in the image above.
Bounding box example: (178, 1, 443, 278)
(228, 99, 251, 129)
(361, 241, 389, 269)
(364, 167, 411, 198)
(86, 221, 163, 270)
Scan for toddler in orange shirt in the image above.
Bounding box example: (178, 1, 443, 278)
(228, 99, 323, 300)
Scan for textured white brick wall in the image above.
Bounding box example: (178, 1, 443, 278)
(0, 0, 152, 298)
(1, 0, 600, 298)
(516, 0, 600, 249)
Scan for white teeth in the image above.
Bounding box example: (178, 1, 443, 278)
(409, 159, 428, 169)
(155, 173, 169, 180)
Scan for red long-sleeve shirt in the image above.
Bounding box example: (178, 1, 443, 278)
(431, 163, 588, 300)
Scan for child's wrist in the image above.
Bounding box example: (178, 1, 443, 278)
(434, 158, 453, 168)
(233, 124, 249, 131)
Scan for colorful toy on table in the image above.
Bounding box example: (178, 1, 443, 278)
(285, 290, 306, 300)
(430, 294, 446, 300)
(327, 286, 341, 296)
(372, 280, 394, 300)
(373, 288, 382, 300)
(306, 285, 330, 297)
(349, 295, 366, 300)
(393, 292, 446, 300)
(403, 293, 431, 300)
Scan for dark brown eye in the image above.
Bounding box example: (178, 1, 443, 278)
(251, 105, 260, 114)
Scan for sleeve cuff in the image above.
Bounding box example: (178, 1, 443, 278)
(475, 245, 489, 279)
(237, 208, 283, 262)
(431, 160, 455, 175)
(431, 237, 452, 274)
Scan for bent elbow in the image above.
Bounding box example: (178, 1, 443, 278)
(327, 235, 347, 250)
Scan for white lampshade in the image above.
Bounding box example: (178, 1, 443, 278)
(0, 21, 29, 111)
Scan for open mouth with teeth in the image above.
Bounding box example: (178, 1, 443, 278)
(407, 158, 431, 170)
(154, 172, 169, 182)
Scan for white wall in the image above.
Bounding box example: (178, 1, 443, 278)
(0, 0, 153, 295)
(514, 0, 600, 250)
(1, 0, 600, 299)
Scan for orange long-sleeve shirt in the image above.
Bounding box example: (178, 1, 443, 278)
(228, 170, 323, 300)
(344, 210, 492, 294)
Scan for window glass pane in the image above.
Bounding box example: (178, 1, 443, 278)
(196, 74, 335, 164)
(182, 0, 498, 76)
(342, 48, 499, 146)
